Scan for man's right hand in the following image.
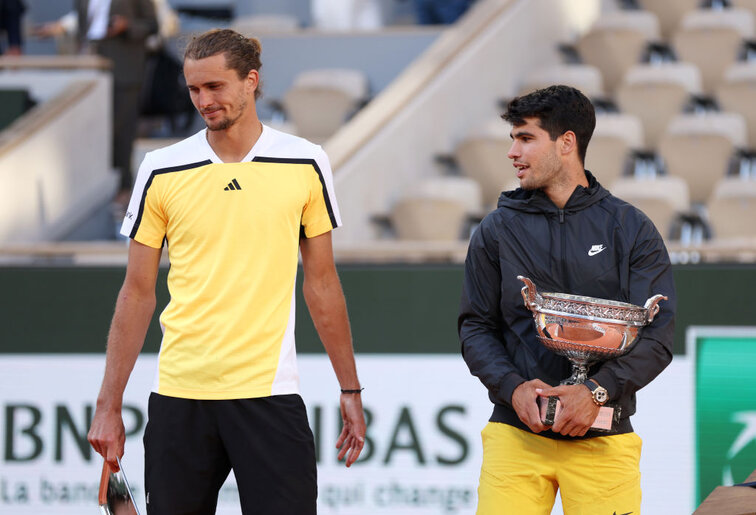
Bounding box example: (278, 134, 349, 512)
(86, 241, 160, 473)
(87, 406, 125, 472)
(511, 379, 552, 433)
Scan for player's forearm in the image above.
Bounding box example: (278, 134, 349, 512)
(303, 277, 360, 389)
(96, 286, 156, 411)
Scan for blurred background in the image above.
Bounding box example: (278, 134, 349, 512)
(1, 0, 755, 513)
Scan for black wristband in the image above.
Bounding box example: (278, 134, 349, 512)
(340, 388, 364, 394)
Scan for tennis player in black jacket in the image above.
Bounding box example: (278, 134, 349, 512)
(459, 85, 675, 515)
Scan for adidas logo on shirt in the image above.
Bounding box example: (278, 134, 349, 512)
(224, 178, 242, 191)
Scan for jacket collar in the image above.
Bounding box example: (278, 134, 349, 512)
(497, 170, 609, 214)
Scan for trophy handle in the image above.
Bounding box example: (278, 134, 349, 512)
(643, 294, 668, 323)
(517, 276, 539, 312)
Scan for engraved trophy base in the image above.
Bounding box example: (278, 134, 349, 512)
(539, 396, 619, 432)
(537, 361, 618, 432)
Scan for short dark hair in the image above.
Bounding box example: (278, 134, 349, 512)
(502, 85, 595, 164)
(184, 29, 263, 100)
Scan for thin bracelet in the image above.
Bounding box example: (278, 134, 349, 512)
(340, 387, 364, 394)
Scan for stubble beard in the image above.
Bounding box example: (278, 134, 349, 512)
(206, 111, 242, 131)
(205, 97, 248, 132)
(522, 147, 561, 191)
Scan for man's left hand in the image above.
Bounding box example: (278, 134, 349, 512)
(536, 384, 599, 437)
(336, 393, 366, 467)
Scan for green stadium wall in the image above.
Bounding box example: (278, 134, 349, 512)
(1, 264, 754, 355)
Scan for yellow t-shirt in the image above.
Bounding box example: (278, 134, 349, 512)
(121, 126, 341, 400)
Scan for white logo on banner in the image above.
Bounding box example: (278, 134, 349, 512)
(722, 411, 756, 486)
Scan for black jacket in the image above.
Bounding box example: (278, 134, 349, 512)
(458, 171, 676, 438)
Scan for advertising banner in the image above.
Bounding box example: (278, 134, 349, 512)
(1, 354, 693, 514)
(0, 355, 490, 515)
(690, 327, 756, 505)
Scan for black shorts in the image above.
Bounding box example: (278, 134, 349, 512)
(143, 392, 317, 515)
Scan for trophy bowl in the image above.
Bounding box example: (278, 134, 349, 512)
(518, 276, 667, 385)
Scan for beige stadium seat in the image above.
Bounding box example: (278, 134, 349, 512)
(616, 62, 702, 149)
(611, 176, 690, 239)
(658, 112, 747, 205)
(732, 0, 756, 19)
(390, 177, 482, 241)
(673, 8, 755, 94)
(637, 0, 700, 39)
(391, 198, 468, 241)
(455, 118, 513, 209)
(518, 64, 605, 98)
(282, 68, 368, 143)
(231, 14, 300, 35)
(586, 113, 644, 187)
(707, 178, 756, 239)
(576, 10, 660, 94)
(717, 63, 756, 148)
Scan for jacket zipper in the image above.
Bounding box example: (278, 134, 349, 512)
(559, 208, 568, 290)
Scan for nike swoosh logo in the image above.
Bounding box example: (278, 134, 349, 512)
(588, 245, 606, 256)
(613, 511, 633, 515)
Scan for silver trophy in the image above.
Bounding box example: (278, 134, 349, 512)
(517, 276, 667, 430)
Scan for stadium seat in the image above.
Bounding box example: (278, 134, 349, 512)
(454, 118, 513, 209)
(282, 68, 369, 143)
(611, 175, 690, 240)
(616, 62, 702, 149)
(728, 149, 756, 179)
(658, 112, 747, 205)
(390, 177, 481, 241)
(707, 177, 756, 239)
(717, 62, 756, 148)
(636, 0, 701, 39)
(575, 10, 661, 94)
(585, 112, 644, 187)
(731, 0, 756, 19)
(672, 8, 755, 94)
(517, 64, 605, 98)
(391, 198, 468, 241)
(231, 14, 300, 34)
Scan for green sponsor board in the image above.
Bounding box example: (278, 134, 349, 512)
(693, 327, 756, 505)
